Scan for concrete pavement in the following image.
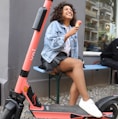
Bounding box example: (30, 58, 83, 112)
(0, 84, 118, 119)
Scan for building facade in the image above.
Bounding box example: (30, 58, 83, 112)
(0, 0, 117, 105)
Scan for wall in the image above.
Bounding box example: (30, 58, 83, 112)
(0, 0, 9, 105)
(0, 0, 86, 102)
(0, 0, 9, 79)
(30, 0, 86, 96)
(0, 0, 111, 106)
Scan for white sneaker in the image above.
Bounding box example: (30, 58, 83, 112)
(79, 98, 103, 118)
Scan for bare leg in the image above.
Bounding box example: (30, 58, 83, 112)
(68, 82, 79, 105)
(57, 57, 102, 117)
(54, 62, 79, 105)
(65, 71, 79, 105)
(58, 57, 89, 102)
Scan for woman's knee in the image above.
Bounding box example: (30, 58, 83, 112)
(59, 58, 83, 72)
(72, 59, 83, 68)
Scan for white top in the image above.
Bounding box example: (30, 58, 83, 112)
(61, 26, 71, 56)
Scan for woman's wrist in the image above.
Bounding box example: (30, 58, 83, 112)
(64, 33, 69, 41)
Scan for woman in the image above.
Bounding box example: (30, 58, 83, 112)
(41, 2, 102, 118)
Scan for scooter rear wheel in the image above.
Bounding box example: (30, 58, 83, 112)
(104, 104, 118, 119)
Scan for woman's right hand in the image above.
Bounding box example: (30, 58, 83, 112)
(65, 20, 82, 41)
(64, 27, 79, 41)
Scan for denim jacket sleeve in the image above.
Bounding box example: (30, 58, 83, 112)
(70, 34, 79, 58)
(44, 21, 65, 51)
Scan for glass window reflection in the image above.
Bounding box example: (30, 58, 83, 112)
(84, 0, 116, 52)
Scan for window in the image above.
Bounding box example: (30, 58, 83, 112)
(84, 0, 117, 52)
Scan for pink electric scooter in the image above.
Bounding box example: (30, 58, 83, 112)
(1, 0, 118, 119)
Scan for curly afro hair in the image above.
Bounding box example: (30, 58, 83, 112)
(50, 2, 77, 26)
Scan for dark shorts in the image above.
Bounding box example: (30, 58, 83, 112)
(41, 52, 68, 71)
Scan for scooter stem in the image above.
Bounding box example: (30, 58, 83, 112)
(14, 0, 53, 93)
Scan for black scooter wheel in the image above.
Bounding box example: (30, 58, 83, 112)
(1, 107, 16, 119)
(104, 104, 118, 119)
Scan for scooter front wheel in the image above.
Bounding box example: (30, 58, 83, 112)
(1, 108, 16, 119)
(1, 101, 16, 119)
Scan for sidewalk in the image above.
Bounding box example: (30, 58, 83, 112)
(0, 84, 118, 119)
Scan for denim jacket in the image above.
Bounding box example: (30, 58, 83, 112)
(41, 20, 79, 63)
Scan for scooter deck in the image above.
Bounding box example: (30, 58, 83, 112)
(43, 104, 88, 115)
(31, 104, 111, 119)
